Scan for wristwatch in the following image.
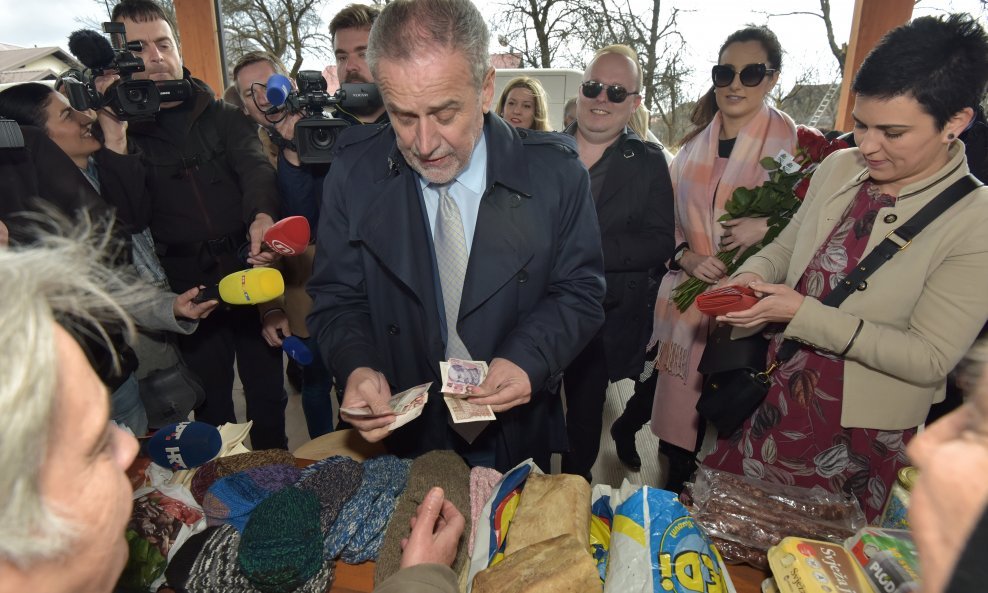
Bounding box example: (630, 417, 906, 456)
(671, 243, 689, 271)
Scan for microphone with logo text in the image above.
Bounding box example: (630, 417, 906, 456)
(277, 329, 313, 366)
(193, 267, 284, 304)
(147, 421, 222, 471)
(263, 215, 310, 256)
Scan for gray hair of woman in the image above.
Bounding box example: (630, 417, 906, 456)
(366, 0, 491, 90)
(0, 215, 142, 564)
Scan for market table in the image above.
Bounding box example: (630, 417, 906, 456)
(329, 559, 770, 592)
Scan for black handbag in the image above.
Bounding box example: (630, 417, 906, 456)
(695, 174, 980, 436)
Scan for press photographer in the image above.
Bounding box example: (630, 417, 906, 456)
(106, 0, 288, 451)
(64, 23, 190, 121)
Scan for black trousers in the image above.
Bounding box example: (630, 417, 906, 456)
(179, 306, 288, 449)
(561, 335, 610, 478)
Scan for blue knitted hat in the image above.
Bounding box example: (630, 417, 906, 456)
(294, 455, 364, 535)
(202, 463, 302, 531)
(323, 455, 411, 563)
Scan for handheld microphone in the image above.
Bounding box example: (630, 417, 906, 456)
(194, 267, 285, 305)
(277, 330, 313, 366)
(266, 73, 293, 108)
(147, 421, 222, 470)
(263, 216, 310, 256)
(67, 29, 115, 69)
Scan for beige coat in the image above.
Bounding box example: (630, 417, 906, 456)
(738, 142, 988, 430)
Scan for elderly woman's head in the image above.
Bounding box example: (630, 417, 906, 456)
(851, 14, 988, 196)
(496, 76, 551, 131)
(0, 83, 101, 168)
(0, 226, 140, 593)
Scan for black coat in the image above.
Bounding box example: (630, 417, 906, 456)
(126, 72, 279, 290)
(594, 131, 676, 380)
(307, 115, 606, 471)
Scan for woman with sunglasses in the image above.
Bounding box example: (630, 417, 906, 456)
(614, 26, 797, 493)
(496, 76, 552, 131)
(703, 14, 988, 522)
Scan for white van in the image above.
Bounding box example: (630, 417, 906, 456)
(492, 68, 583, 132)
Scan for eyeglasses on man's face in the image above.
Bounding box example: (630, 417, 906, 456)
(580, 80, 639, 103)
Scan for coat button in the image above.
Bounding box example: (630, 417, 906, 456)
(627, 280, 638, 289)
(518, 129, 528, 139)
(624, 257, 632, 265)
(509, 193, 522, 207)
(518, 269, 528, 283)
(388, 324, 400, 335)
(884, 214, 897, 224)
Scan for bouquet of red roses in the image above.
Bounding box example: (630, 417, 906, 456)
(672, 125, 849, 312)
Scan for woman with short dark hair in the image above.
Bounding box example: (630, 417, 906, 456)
(707, 14, 988, 521)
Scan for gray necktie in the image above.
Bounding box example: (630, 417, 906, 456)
(434, 184, 471, 360)
(433, 184, 489, 443)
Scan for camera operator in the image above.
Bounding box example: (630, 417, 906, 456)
(232, 50, 337, 437)
(109, 0, 288, 450)
(330, 3, 388, 126)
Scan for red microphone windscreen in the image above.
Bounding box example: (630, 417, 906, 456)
(263, 216, 310, 256)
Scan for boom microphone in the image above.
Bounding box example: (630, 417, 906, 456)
(67, 29, 115, 69)
(194, 267, 285, 305)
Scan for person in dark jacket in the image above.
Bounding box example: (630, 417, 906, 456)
(561, 44, 675, 481)
(111, 0, 287, 449)
(307, 0, 605, 472)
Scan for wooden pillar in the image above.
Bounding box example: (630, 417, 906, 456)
(834, 0, 913, 131)
(173, 0, 224, 97)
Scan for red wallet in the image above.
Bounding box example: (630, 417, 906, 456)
(695, 285, 759, 316)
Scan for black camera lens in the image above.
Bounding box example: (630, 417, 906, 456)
(310, 128, 336, 150)
(126, 87, 149, 104)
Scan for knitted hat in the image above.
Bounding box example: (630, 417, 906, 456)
(295, 455, 364, 534)
(190, 449, 296, 504)
(468, 466, 504, 555)
(324, 455, 411, 563)
(202, 464, 301, 531)
(184, 524, 335, 593)
(374, 450, 472, 585)
(238, 488, 324, 593)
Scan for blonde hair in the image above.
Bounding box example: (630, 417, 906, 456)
(496, 76, 551, 132)
(629, 104, 651, 140)
(0, 214, 141, 565)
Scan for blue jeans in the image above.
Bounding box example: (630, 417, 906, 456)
(112, 373, 148, 436)
(301, 336, 335, 438)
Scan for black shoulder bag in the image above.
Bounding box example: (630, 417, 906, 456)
(696, 175, 980, 436)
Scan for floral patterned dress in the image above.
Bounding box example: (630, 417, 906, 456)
(705, 182, 915, 521)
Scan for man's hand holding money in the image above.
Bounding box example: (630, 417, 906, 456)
(340, 367, 395, 442)
(466, 357, 532, 412)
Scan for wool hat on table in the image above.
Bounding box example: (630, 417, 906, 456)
(190, 449, 295, 504)
(295, 455, 364, 534)
(238, 487, 324, 593)
(184, 524, 335, 593)
(374, 450, 472, 585)
(323, 454, 411, 563)
(202, 463, 301, 531)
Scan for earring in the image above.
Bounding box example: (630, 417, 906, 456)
(948, 133, 956, 140)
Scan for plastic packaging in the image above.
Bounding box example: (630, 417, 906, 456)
(605, 486, 735, 593)
(686, 466, 866, 569)
(767, 537, 873, 593)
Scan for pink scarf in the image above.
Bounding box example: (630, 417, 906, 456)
(648, 104, 797, 380)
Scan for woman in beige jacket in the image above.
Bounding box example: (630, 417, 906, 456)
(705, 14, 988, 521)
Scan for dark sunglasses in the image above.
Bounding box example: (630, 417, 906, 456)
(711, 63, 776, 88)
(580, 80, 639, 103)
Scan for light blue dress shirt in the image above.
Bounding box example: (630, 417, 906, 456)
(419, 131, 488, 255)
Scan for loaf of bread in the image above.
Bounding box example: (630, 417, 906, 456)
(472, 534, 602, 593)
(503, 473, 590, 556)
